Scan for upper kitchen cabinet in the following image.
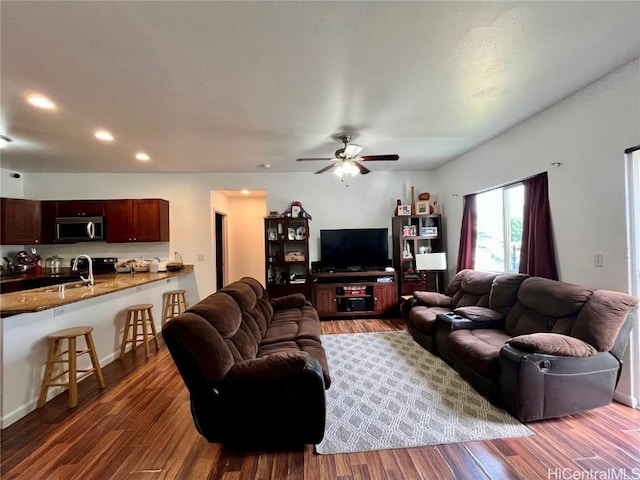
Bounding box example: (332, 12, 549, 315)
(40, 200, 58, 244)
(56, 200, 105, 217)
(105, 199, 169, 242)
(1, 198, 42, 245)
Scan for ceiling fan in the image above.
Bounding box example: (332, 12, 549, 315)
(296, 135, 399, 176)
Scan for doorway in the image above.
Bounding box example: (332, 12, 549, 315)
(215, 212, 226, 290)
(624, 145, 640, 408)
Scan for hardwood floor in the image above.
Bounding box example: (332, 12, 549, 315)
(2, 318, 639, 480)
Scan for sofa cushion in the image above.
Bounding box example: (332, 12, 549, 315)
(271, 293, 308, 310)
(448, 270, 500, 309)
(408, 305, 452, 334)
(504, 277, 593, 336)
(454, 306, 503, 322)
(508, 333, 597, 357)
(220, 279, 273, 337)
(489, 273, 528, 316)
(261, 306, 322, 344)
(448, 329, 511, 377)
(571, 289, 638, 351)
(258, 338, 331, 387)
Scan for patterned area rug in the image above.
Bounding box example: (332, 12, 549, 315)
(316, 331, 533, 454)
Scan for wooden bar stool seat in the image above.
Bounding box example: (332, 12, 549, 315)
(162, 289, 188, 326)
(37, 326, 105, 408)
(119, 303, 159, 359)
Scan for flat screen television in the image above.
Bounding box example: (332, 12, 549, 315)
(320, 228, 389, 271)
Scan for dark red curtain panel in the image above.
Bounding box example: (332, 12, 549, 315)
(456, 193, 477, 272)
(519, 172, 558, 279)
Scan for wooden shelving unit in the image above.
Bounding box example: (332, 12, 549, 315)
(391, 214, 444, 295)
(264, 215, 311, 299)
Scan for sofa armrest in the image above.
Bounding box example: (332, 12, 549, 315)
(414, 291, 452, 308)
(436, 311, 505, 331)
(227, 351, 313, 381)
(271, 293, 309, 310)
(507, 333, 597, 357)
(498, 343, 621, 422)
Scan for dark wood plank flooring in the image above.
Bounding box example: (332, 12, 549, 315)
(2, 318, 639, 479)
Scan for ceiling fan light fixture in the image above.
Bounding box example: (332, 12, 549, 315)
(334, 160, 359, 178)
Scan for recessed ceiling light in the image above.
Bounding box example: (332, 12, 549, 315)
(27, 94, 56, 110)
(94, 130, 114, 142)
(0, 135, 12, 148)
(241, 189, 250, 195)
(135, 152, 151, 161)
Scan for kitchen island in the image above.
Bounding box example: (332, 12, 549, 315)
(1, 266, 194, 317)
(1, 266, 197, 428)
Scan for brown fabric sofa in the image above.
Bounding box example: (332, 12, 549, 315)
(162, 277, 330, 446)
(404, 273, 638, 422)
(402, 269, 526, 355)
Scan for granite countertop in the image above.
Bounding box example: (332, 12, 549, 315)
(0, 265, 194, 318)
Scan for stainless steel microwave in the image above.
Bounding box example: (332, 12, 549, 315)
(55, 216, 104, 242)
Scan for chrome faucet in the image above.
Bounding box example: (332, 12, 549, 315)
(72, 255, 94, 286)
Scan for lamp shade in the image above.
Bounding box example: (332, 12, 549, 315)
(415, 252, 447, 271)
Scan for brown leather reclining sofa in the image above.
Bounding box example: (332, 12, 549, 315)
(162, 277, 331, 446)
(403, 270, 638, 422)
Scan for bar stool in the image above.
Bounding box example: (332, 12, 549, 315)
(162, 289, 189, 326)
(119, 304, 159, 359)
(37, 326, 105, 408)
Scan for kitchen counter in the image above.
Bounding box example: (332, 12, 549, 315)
(0, 265, 194, 318)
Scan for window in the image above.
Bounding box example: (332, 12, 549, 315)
(474, 184, 524, 272)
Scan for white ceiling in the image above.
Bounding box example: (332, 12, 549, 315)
(1, 1, 639, 175)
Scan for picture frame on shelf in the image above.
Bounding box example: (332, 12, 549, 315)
(267, 228, 277, 241)
(398, 204, 412, 216)
(402, 225, 417, 237)
(422, 226, 438, 237)
(416, 201, 430, 215)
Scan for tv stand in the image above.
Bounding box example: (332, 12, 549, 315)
(312, 270, 398, 318)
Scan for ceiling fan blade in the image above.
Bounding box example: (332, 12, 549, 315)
(354, 161, 371, 175)
(360, 154, 400, 161)
(344, 144, 363, 158)
(297, 157, 334, 162)
(314, 162, 338, 174)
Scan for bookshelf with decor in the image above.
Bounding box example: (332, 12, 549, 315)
(391, 214, 444, 295)
(264, 202, 312, 299)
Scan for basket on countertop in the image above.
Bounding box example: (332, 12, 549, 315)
(166, 251, 184, 272)
(115, 260, 135, 273)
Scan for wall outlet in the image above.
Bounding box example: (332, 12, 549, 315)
(197, 254, 205, 261)
(593, 253, 604, 267)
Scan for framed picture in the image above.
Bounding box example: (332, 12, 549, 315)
(422, 226, 438, 237)
(416, 201, 430, 215)
(267, 228, 277, 241)
(398, 204, 412, 216)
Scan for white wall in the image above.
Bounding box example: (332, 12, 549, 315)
(17, 171, 434, 299)
(435, 58, 640, 291)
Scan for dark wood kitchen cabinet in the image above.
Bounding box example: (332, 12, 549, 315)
(56, 200, 105, 217)
(105, 199, 169, 242)
(40, 200, 58, 244)
(0, 198, 42, 245)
